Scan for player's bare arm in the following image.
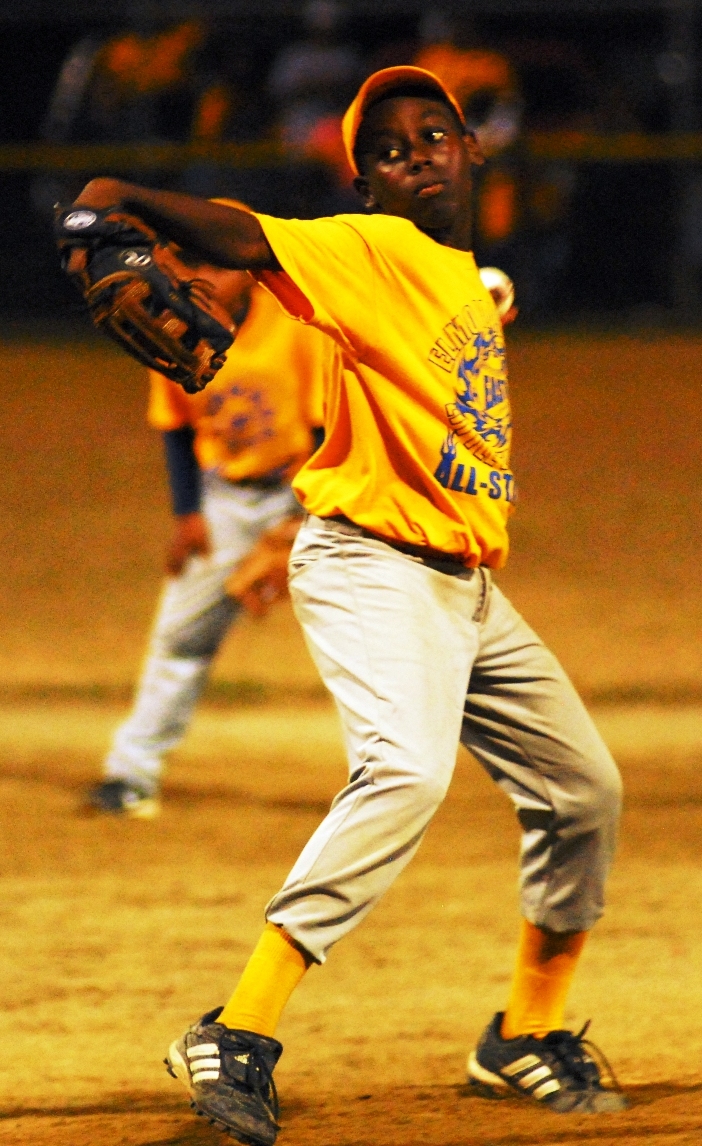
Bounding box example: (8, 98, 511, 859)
(73, 177, 279, 271)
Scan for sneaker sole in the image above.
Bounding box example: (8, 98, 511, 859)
(85, 797, 161, 819)
(123, 797, 161, 819)
(190, 1101, 271, 1146)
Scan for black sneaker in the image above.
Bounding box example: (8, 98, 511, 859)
(85, 779, 160, 819)
(165, 1007, 282, 1146)
(467, 1012, 628, 1113)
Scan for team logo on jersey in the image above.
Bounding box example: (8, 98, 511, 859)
(428, 299, 512, 474)
(447, 327, 511, 468)
(62, 210, 97, 230)
(204, 384, 275, 453)
(121, 249, 152, 268)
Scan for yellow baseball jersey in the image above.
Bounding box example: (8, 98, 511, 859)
(254, 213, 514, 567)
(148, 281, 329, 483)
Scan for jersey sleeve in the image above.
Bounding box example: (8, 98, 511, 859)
(162, 427, 201, 515)
(254, 214, 375, 356)
(146, 370, 194, 430)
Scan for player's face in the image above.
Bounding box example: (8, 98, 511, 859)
(353, 96, 484, 248)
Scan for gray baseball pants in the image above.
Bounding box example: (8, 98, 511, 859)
(266, 515, 622, 963)
(103, 472, 300, 794)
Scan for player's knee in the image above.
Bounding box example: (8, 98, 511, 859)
(581, 753, 623, 831)
(352, 752, 451, 819)
(406, 771, 450, 815)
(169, 630, 220, 658)
(164, 599, 236, 659)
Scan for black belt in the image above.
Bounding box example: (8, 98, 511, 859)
(236, 472, 287, 490)
(311, 514, 475, 577)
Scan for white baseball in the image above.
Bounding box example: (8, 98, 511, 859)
(479, 266, 515, 319)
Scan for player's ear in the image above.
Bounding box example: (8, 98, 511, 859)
(464, 131, 485, 167)
(353, 175, 377, 211)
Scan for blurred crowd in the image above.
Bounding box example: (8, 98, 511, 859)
(32, 1, 702, 316)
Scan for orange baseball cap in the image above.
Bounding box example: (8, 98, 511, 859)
(341, 65, 467, 177)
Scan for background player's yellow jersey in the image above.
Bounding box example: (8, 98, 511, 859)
(255, 213, 513, 567)
(148, 281, 330, 483)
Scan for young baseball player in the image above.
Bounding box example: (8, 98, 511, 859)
(73, 66, 626, 1143)
(87, 239, 332, 818)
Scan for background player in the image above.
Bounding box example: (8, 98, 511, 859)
(72, 66, 626, 1143)
(87, 226, 331, 817)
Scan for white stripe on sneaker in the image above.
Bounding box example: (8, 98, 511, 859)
(187, 1043, 220, 1058)
(533, 1079, 562, 1099)
(190, 1057, 220, 1071)
(187, 1042, 221, 1085)
(502, 1053, 541, 1077)
(497, 1051, 563, 1101)
(191, 1069, 220, 1083)
(518, 1065, 552, 1088)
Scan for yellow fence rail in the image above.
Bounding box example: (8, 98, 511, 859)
(2, 133, 702, 172)
(0, 140, 291, 172)
(528, 131, 702, 161)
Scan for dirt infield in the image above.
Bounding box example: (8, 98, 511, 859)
(2, 330, 702, 1145)
(2, 698, 702, 1145)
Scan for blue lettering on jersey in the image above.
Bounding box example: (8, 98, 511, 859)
(434, 431, 458, 485)
(429, 299, 512, 482)
(434, 437, 515, 503)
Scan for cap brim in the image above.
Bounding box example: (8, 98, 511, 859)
(341, 66, 467, 177)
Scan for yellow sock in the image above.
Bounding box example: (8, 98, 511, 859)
(500, 920, 587, 1040)
(217, 922, 314, 1038)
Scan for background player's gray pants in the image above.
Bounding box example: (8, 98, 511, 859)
(266, 516, 622, 963)
(103, 473, 300, 794)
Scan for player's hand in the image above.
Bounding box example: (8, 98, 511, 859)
(496, 299, 519, 326)
(165, 512, 212, 575)
(225, 515, 302, 616)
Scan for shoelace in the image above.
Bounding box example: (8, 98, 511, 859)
(544, 1022, 623, 1095)
(220, 1033, 280, 1124)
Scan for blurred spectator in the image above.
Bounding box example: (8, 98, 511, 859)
(415, 9, 522, 256)
(33, 18, 233, 212)
(301, 114, 357, 210)
(503, 37, 598, 315)
(213, 40, 277, 146)
(267, 1, 363, 148)
(263, 1, 365, 213)
(415, 9, 522, 158)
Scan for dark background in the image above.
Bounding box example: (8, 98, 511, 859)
(1, 0, 701, 323)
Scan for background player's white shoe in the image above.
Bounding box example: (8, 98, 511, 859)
(85, 779, 161, 819)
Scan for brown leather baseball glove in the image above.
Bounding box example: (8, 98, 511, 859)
(54, 206, 235, 393)
(225, 516, 303, 617)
